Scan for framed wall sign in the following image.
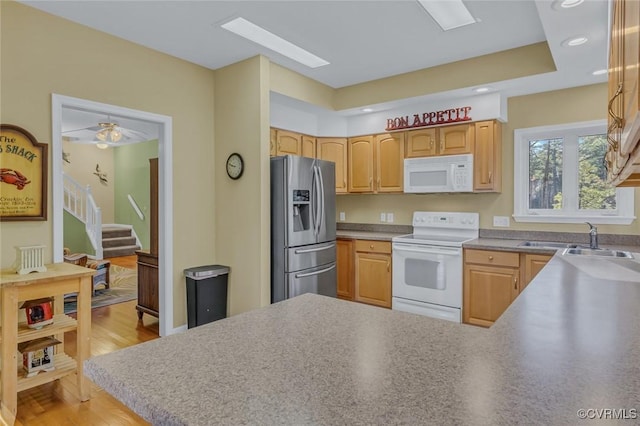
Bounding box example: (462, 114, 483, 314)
(0, 124, 48, 221)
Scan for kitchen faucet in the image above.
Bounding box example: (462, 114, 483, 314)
(585, 222, 598, 249)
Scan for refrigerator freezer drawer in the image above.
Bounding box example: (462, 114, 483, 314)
(286, 241, 336, 272)
(286, 262, 337, 299)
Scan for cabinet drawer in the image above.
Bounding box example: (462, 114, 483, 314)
(355, 240, 391, 254)
(465, 249, 519, 267)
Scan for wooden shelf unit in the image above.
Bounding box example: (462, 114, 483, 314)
(0, 262, 93, 426)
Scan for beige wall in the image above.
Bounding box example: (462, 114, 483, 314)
(270, 63, 334, 110)
(214, 56, 271, 315)
(0, 2, 217, 328)
(334, 42, 555, 110)
(336, 84, 640, 236)
(62, 140, 115, 223)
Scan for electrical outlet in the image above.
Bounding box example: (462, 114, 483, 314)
(387, 213, 394, 223)
(493, 216, 510, 227)
(380, 212, 386, 222)
(339, 211, 345, 221)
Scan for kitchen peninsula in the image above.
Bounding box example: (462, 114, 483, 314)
(85, 253, 640, 425)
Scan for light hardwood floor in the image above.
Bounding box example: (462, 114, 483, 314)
(15, 255, 157, 425)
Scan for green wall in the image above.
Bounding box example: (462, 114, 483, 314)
(113, 140, 159, 250)
(63, 210, 94, 255)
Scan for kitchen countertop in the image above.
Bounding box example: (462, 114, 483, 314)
(464, 237, 640, 255)
(336, 229, 406, 241)
(85, 251, 640, 425)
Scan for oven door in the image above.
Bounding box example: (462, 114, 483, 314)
(392, 242, 462, 309)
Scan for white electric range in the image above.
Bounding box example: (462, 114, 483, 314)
(392, 211, 479, 322)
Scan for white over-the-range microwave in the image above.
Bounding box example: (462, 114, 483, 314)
(404, 154, 473, 193)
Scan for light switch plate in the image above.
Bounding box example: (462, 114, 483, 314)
(339, 212, 345, 221)
(387, 213, 394, 223)
(493, 216, 510, 227)
(380, 213, 386, 222)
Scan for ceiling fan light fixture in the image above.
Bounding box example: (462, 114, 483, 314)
(96, 123, 122, 143)
(95, 142, 109, 149)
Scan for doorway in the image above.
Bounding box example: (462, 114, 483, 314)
(52, 94, 175, 337)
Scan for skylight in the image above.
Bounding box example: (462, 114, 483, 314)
(221, 17, 329, 68)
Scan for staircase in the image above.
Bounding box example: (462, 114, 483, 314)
(102, 225, 141, 258)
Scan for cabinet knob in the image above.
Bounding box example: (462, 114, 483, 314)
(370, 244, 374, 249)
(514, 277, 518, 290)
(488, 256, 494, 261)
(387, 261, 390, 272)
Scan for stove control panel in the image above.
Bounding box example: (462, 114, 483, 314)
(412, 212, 479, 229)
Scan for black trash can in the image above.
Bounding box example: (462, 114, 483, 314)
(184, 265, 230, 329)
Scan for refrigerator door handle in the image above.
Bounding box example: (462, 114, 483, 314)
(317, 164, 325, 233)
(294, 242, 336, 254)
(313, 165, 322, 236)
(294, 264, 336, 279)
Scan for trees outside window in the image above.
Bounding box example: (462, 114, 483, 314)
(514, 120, 634, 225)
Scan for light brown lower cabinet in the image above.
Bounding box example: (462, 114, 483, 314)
(336, 238, 354, 300)
(354, 240, 392, 308)
(463, 249, 551, 327)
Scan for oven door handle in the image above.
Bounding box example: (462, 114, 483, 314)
(392, 244, 460, 256)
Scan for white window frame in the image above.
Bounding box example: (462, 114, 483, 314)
(514, 120, 635, 225)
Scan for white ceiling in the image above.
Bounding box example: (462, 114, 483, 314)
(23, 0, 610, 131)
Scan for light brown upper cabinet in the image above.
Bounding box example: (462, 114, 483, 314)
(405, 124, 472, 157)
(270, 128, 277, 157)
(348, 133, 404, 193)
(607, 0, 640, 186)
(301, 135, 316, 159)
(406, 128, 438, 157)
(375, 133, 404, 192)
(275, 130, 302, 156)
(439, 123, 473, 155)
(473, 120, 502, 192)
(317, 137, 348, 193)
(348, 135, 374, 192)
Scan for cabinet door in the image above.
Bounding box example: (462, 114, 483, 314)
(473, 120, 502, 192)
(348, 135, 374, 192)
(522, 254, 552, 290)
(406, 128, 437, 157)
(301, 135, 316, 158)
(620, 0, 640, 156)
(463, 263, 519, 327)
(336, 239, 354, 300)
(375, 133, 404, 192)
(270, 128, 277, 157)
(317, 138, 348, 193)
(355, 252, 391, 308)
(276, 130, 302, 156)
(439, 124, 472, 155)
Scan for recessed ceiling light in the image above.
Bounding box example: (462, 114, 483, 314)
(592, 69, 608, 76)
(362, 108, 373, 113)
(474, 87, 490, 93)
(561, 0, 584, 8)
(417, 0, 476, 31)
(221, 17, 329, 68)
(562, 36, 588, 47)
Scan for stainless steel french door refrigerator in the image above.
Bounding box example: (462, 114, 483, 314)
(271, 155, 336, 303)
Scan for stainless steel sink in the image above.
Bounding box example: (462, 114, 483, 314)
(561, 248, 634, 258)
(519, 241, 580, 249)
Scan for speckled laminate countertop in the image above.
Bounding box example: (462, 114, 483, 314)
(464, 237, 640, 255)
(336, 229, 406, 241)
(85, 251, 640, 425)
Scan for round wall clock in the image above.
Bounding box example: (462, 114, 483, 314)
(226, 153, 244, 180)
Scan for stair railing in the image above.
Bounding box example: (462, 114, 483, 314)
(63, 173, 103, 259)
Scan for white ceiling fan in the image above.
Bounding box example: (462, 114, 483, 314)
(63, 117, 150, 149)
